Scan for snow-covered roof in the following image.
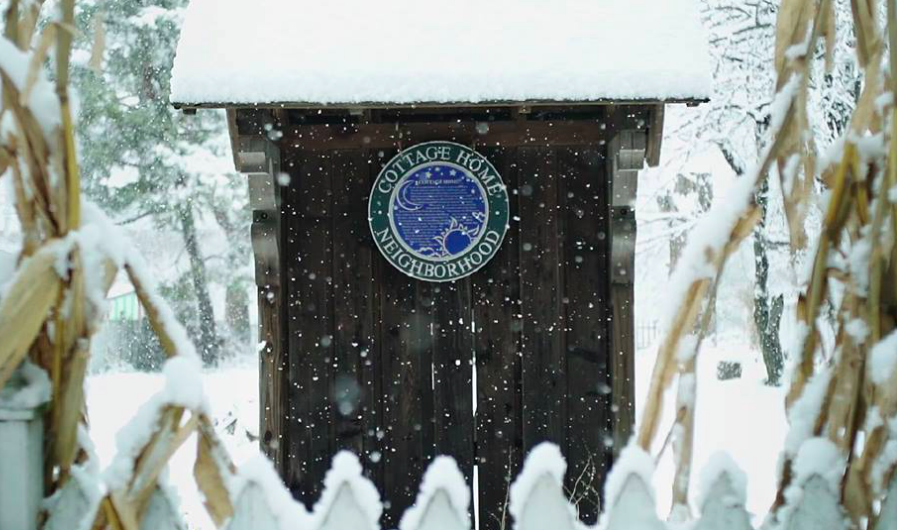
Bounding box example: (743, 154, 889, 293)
(170, 0, 712, 107)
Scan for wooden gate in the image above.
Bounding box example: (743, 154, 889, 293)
(239, 107, 650, 529)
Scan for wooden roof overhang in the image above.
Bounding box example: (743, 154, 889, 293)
(177, 98, 706, 175)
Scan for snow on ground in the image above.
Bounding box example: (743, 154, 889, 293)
(85, 341, 786, 528)
(635, 340, 786, 524)
(632, 104, 788, 524)
(85, 357, 259, 530)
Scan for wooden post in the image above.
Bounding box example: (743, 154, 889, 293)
(609, 212, 637, 452)
(233, 110, 286, 471)
(645, 105, 665, 168)
(607, 128, 646, 453)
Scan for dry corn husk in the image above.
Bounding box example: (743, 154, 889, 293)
(0, 241, 63, 389)
(639, 0, 897, 525)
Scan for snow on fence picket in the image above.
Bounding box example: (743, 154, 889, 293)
(217, 438, 895, 530)
(0, 363, 49, 530)
(22, 358, 879, 530)
(28, 417, 897, 530)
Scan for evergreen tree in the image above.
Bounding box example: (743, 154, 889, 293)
(71, 1, 250, 365)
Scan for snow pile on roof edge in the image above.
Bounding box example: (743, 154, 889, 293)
(171, 0, 712, 106)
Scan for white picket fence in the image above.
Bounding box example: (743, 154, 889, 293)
(41, 439, 897, 530)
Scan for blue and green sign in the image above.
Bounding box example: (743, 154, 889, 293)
(369, 141, 509, 282)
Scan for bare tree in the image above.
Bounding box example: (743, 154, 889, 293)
(658, 0, 862, 384)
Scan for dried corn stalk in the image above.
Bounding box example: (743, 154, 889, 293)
(0, 1, 237, 528)
(638, 0, 897, 525)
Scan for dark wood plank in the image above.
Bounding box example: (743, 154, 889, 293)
(474, 147, 523, 530)
(560, 147, 611, 522)
(518, 147, 567, 451)
(330, 150, 375, 458)
(225, 109, 241, 171)
(646, 105, 665, 167)
(374, 150, 435, 527)
(610, 283, 636, 453)
(378, 270, 432, 527)
(257, 277, 286, 467)
(362, 152, 387, 490)
(418, 282, 437, 460)
(284, 150, 336, 508)
(431, 279, 475, 481)
(282, 152, 305, 498)
(284, 121, 606, 150)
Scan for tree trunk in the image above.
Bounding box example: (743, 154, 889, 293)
(718, 143, 784, 384)
(178, 202, 220, 365)
(211, 202, 252, 349)
(225, 283, 250, 346)
(753, 179, 784, 385)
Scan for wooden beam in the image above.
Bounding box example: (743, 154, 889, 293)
(605, 105, 653, 134)
(609, 131, 647, 208)
(236, 137, 269, 173)
(606, 130, 644, 456)
(237, 131, 287, 472)
(248, 171, 276, 212)
(251, 210, 279, 288)
(646, 105, 665, 168)
(611, 208, 636, 286)
(609, 282, 636, 454)
(225, 109, 241, 172)
(235, 109, 277, 137)
(282, 121, 607, 150)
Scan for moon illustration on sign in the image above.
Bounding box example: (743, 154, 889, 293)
(395, 180, 423, 211)
(390, 163, 488, 260)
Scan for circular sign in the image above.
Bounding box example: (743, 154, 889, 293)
(369, 141, 509, 282)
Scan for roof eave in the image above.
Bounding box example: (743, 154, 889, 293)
(172, 96, 710, 112)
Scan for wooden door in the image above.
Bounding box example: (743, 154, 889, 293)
(278, 140, 613, 528)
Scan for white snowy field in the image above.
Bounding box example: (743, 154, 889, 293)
(635, 341, 787, 523)
(86, 358, 260, 530)
(85, 337, 786, 529)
